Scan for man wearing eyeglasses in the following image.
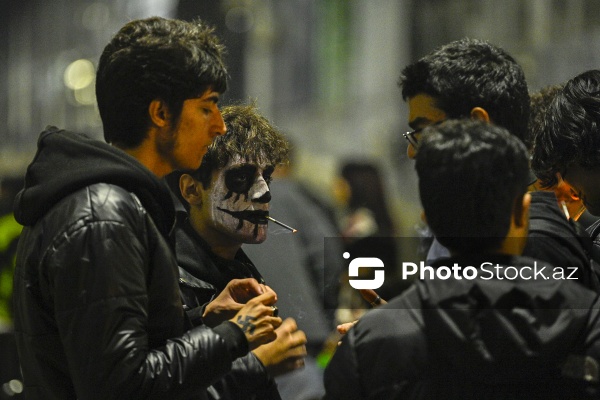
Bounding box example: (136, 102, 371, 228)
(325, 120, 600, 399)
(397, 40, 599, 291)
(400, 38, 530, 162)
(399, 38, 531, 265)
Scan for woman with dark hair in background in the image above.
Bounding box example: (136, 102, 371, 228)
(332, 161, 401, 321)
(337, 162, 396, 240)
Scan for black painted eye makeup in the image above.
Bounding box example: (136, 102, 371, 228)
(225, 165, 257, 194)
(263, 166, 275, 185)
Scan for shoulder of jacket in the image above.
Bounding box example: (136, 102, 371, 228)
(23, 183, 152, 262)
(75, 182, 145, 217)
(41, 183, 147, 237)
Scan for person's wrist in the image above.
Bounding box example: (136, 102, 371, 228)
(213, 320, 249, 359)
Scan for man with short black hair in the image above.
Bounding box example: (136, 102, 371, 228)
(532, 69, 600, 277)
(399, 38, 532, 265)
(325, 120, 600, 399)
(400, 38, 530, 160)
(398, 39, 597, 290)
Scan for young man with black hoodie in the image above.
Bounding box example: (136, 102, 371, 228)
(325, 120, 600, 399)
(12, 17, 281, 400)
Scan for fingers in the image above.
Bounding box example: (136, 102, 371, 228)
(336, 320, 357, 335)
(228, 278, 264, 300)
(359, 289, 387, 307)
(263, 285, 276, 295)
(279, 355, 306, 373)
(252, 318, 307, 376)
(250, 289, 278, 306)
(278, 317, 297, 332)
(236, 314, 283, 349)
(267, 315, 283, 329)
(277, 318, 306, 344)
(227, 283, 284, 350)
(359, 288, 378, 303)
(250, 331, 277, 349)
(274, 319, 307, 361)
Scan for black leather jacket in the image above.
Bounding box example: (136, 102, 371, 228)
(174, 214, 282, 400)
(12, 127, 248, 399)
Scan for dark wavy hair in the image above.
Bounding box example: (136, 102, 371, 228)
(532, 69, 600, 187)
(526, 84, 564, 152)
(96, 17, 228, 148)
(399, 38, 530, 143)
(190, 103, 290, 189)
(416, 119, 530, 254)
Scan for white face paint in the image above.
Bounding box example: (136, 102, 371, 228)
(205, 155, 274, 244)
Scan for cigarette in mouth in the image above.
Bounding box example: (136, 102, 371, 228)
(560, 200, 570, 220)
(266, 216, 298, 233)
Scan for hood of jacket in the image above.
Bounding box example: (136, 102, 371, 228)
(420, 253, 598, 383)
(14, 126, 174, 236)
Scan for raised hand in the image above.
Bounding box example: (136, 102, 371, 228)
(231, 288, 282, 350)
(358, 289, 387, 307)
(252, 318, 307, 377)
(203, 278, 267, 327)
(336, 320, 358, 335)
(336, 290, 387, 337)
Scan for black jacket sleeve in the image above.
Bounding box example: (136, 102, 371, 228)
(211, 352, 281, 400)
(324, 287, 427, 400)
(49, 217, 246, 399)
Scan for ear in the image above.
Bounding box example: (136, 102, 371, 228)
(179, 174, 204, 207)
(557, 173, 580, 200)
(514, 192, 531, 228)
(148, 99, 171, 128)
(569, 187, 581, 201)
(470, 107, 490, 123)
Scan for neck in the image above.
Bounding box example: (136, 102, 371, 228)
(115, 143, 172, 178)
(207, 241, 242, 260)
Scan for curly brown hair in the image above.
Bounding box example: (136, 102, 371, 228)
(191, 103, 290, 188)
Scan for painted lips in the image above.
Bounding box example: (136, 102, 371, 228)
(217, 208, 269, 225)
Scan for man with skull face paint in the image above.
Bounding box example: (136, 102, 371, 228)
(167, 104, 308, 400)
(201, 154, 273, 245)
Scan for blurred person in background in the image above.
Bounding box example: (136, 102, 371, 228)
(244, 138, 346, 400)
(336, 37, 600, 342)
(527, 84, 587, 222)
(0, 176, 23, 330)
(0, 176, 24, 399)
(525, 84, 600, 288)
(532, 69, 600, 290)
(331, 161, 402, 323)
